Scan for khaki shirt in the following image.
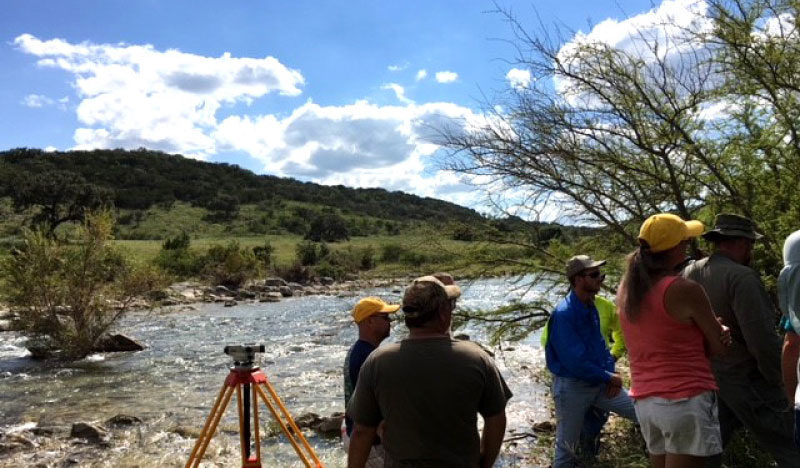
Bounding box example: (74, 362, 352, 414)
(683, 253, 783, 387)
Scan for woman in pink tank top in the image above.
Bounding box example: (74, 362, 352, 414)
(618, 214, 731, 468)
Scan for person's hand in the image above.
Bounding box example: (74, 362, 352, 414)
(606, 373, 622, 398)
(717, 317, 732, 347)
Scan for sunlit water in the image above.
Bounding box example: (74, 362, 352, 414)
(0, 276, 555, 467)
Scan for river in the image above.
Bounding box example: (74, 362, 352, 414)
(0, 276, 553, 467)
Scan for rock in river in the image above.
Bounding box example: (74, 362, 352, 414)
(70, 422, 110, 444)
(93, 334, 146, 353)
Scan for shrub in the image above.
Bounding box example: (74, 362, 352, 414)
(278, 214, 307, 235)
(358, 245, 376, 270)
(305, 212, 350, 242)
(319, 245, 375, 277)
(380, 243, 405, 262)
(203, 241, 258, 289)
(162, 231, 191, 250)
(1, 211, 166, 360)
(313, 261, 346, 281)
(450, 223, 476, 241)
(273, 261, 313, 283)
(252, 240, 275, 272)
(400, 251, 429, 267)
(154, 231, 204, 277)
(296, 240, 321, 266)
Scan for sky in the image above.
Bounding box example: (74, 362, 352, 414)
(0, 0, 679, 213)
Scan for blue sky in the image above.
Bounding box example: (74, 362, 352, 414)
(1, 0, 672, 211)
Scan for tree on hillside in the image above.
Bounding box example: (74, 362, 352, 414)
(1, 211, 165, 359)
(437, 0, 800, 288)
(11, 170, 111, 236)
(202, 193, 240, 222)
(305, 212, 350, 242)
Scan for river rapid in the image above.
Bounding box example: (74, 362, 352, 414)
(0, 276, 553, 467)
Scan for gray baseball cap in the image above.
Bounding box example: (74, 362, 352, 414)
(565, 255, 606, 279)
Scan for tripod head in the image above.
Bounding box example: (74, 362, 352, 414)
(224, 344, 265, 369)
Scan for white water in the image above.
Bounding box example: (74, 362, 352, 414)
(0, 276, 555, 467)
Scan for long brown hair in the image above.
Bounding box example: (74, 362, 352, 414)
(619, 240, 673, 321)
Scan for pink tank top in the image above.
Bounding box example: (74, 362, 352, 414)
(619, 276, 718, 399)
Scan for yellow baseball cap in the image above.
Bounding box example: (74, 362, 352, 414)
(639, 213, 704, 253)
(352, 297, 400, 323)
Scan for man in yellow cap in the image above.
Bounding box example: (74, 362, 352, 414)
(342, 296, 399, 467)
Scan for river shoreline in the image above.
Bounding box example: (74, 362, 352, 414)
(0, 275, 553, 467)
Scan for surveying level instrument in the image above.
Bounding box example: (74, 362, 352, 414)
(186, 344, 324, 468)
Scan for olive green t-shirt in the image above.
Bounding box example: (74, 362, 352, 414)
(347, 337, 513, 467)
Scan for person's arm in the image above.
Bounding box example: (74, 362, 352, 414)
(346, 355, 383, 465)
(665, 278, 730, 356)
(609, 310, 626, 359)
(479, 412, 506, 468)
(732, 272, 784, 387)
(347, 423, 377, 468)
(782, 330, 800, 402)
(549, 309, 613, 384)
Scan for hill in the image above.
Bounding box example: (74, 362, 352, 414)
(0, 147, 485, 226)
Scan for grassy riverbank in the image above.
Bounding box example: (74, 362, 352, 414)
(112, 230, 534, 280)
(526, 359, 777, 467)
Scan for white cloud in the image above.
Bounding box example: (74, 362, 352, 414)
(381, 83, 413, 104)
(555, 0, 714, 105)
(13, 34, 489, 207)
(435, 71, 458, 83)
(212, 99, 485, 203)
(387, 63, 407, 72)
(21, 94, 54, 108)
(506, 68, 531, 89)
(14, 33, 304, 158)
(565, 0, 710, 53)
(415, 69, 428, 81)
(44, 146, 58, 152)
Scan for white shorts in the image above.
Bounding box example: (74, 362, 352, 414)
(634, 391, 722, 457)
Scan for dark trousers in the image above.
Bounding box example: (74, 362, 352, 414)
(705, 377, 800, 468)
(578, 407, 608, 460)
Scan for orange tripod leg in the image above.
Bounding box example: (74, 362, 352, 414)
(251, 383, 263, 465)
(186, 384, 236, 468)
(254, 383, 323, 468)
(261, 379, 323, 468)
(236, 385, 247, 466)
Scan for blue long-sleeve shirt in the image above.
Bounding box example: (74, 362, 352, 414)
(545, 291, 615, 385)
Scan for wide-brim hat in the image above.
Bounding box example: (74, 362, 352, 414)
(702, 213, 763, 242)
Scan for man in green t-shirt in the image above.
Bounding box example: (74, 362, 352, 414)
(541, 294, 626, 460)
(541, 295, 625, 360)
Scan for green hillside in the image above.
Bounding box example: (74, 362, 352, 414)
(0, 147, 483, 221)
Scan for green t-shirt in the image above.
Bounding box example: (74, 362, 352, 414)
(347, 338, 513, 467)
(541, 295, 626, 358)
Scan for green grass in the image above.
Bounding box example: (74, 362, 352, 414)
(0, 198, 538, 280)
(527, 362, 778, 468)
(113, 231, 530, 280)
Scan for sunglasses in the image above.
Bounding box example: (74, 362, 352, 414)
(582, 271, 605, 280)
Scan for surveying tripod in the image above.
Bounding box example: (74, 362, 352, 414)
(186, 344, 324, 468)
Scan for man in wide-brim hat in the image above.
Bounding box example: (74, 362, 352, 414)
(683, 213, 800, 466)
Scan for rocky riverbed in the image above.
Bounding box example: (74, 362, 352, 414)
(0, 275, 554, 467)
